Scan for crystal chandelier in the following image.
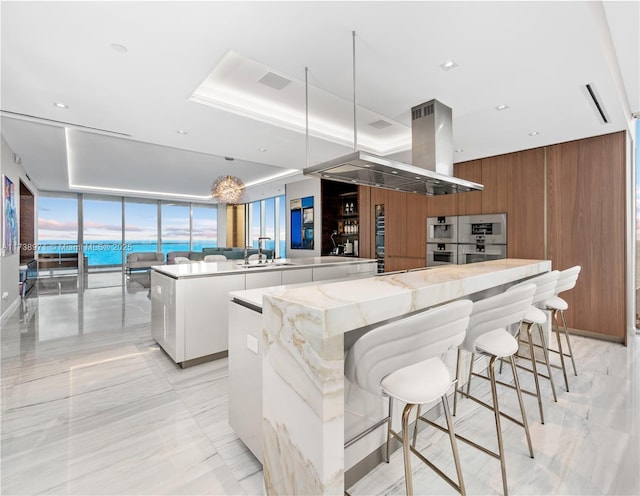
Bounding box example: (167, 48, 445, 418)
(210, 175, 245, 204)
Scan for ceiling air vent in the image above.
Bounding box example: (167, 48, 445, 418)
(369, 119, 392, 129)
(584, 83, 609, 124)
(258, 72, 292, 91)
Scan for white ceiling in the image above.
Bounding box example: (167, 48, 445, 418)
(1, 1, 638, 203)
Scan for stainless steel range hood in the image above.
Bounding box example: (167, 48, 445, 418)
(304, 99, 483, 195)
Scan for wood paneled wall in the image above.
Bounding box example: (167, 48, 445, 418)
(547, 132, 626, 341)
(357, 131, 627, 342)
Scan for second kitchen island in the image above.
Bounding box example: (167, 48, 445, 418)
(150, 256, 376, 367)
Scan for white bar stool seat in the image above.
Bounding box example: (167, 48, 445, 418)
(381, 358, 452, 404)
(344, 299, 474, 496)
(451, 283, 537, 496)
(545, 265, 581, 391)
(506, 271, 559, 424)
(475, 329, 519, 357)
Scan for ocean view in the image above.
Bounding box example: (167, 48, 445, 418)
(38, 239, 284, 267)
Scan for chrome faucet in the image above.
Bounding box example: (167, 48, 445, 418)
(258, 237, 271, 263)
(243, 245, 253, 264)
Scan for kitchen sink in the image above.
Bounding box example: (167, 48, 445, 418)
(236, 261, 294, 268)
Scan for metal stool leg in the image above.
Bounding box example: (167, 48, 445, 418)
(559, 310, 578, 376)
(552, 310, 570, 392)
(402, 403, 416, 496)
(442, 395, 466, 496)
(453, 348, 462, 416)
(386, 398, 393, 462)
(537, 322, 557, 402)
(488, 356, 509, 496)
(524, 321, 544, 424)
(508, 355, 534, 458)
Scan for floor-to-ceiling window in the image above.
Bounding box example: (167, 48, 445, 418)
(277, 194, 286, 258)
(160, 202, 190, 258)
(248, 201, 261, 249)
(37, 194, 79, 284)
(263, 197, 276, 253)
(192, 204, 218, 250)
(245, 194, 286, 257)
(124, 199, 159, 256)
(83, 195, 123, 270)
(39, 195, 224, 264)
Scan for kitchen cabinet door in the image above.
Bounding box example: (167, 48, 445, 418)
(455, 160, 482, 215)
(427, 191, 458, 217)
(405, 193, 428, 258)
(385, 190, 407, 258)
(547, 132, 626, 342)
(358, 186, 373, 259)
(481, 154, 509, 214)
(507, 148, 544, 259)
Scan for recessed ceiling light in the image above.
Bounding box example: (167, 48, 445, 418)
(529, 131, 540, 136)
(111, 43, 128, 53)
(54, 102, 68, 109)
(258, 148, 268, 152)
(455, 148, 464, 153)
(177, 130, 188, 135)
(391, 170, 398, 174)
(496, 104, 509, 111)
(440, 60, 458, 71)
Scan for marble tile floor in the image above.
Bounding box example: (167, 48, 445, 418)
(1, 286, 639, 495)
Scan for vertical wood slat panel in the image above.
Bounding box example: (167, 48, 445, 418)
(547, 132, 626, 341)
(385, 190, 407, 258)
(507, 148, 545, 259)
(357, 186, 372, 259)
(455, 160, 483, 215)
(481, 154, 509, 214)
(427, 192, 458, 217)
(405, 193, 428, 259)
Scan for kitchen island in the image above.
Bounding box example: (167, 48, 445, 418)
(257, 258, 551, 495)
(150, 256, 376, 367)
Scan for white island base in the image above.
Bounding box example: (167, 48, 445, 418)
(150, 256, 376, 367)
(252, 259, 551, 495)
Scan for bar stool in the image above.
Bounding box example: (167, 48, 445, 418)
(344, 299, 474, 495)
(451, 283, 536, 496)
(545, 266, 581, 392)
(506, 271, 559, 424)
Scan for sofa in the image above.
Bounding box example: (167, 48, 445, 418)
(166, 247, 274, 264)
(125, 252, 164, 272)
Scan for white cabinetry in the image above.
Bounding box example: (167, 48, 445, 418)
(245, 270, 282, 289)
(281, 268, 313, 285)
(151, 271, 244, 365)
(228, 302, 263, 462)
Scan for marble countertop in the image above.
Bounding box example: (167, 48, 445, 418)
(264, 258, 551, 331)
(232, 258, 550, 319)
(151, 256, 376, 279)
(260, 258, 552, 495)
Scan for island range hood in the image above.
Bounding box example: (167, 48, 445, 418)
(303, 99, 483, 195)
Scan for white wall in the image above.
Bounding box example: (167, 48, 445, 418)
(0, 135, 37, 319)
(285, 178, 321, 258)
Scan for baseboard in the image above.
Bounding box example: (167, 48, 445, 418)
(566, 327, 624, 344)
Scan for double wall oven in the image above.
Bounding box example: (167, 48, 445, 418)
(426, 216, 458, 266)
(427, 213, 507, 266)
